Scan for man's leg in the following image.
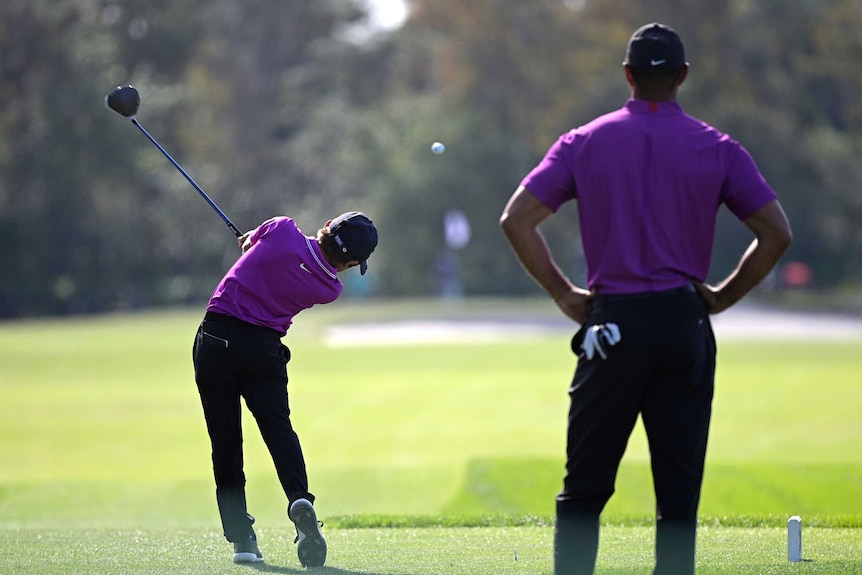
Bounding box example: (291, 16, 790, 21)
(554, 504, 601, 575)
(641, 300, 715, 575)
(645, 407, 709, 575)
(556, 322, 647, 575)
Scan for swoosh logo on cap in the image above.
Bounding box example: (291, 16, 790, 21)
(299, 263, 312, 274)
(650, 58, 666, 66)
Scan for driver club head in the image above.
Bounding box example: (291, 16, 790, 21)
(105, 85, 140, 118)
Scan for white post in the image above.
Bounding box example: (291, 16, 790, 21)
(788, 515, 802, 562)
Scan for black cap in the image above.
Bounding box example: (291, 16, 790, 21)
(330, 211, 378, 275)
(624, 23, 686, 70)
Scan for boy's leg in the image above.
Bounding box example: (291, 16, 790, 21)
(243, 341, 314, 503)
(193, 321, 256, 542)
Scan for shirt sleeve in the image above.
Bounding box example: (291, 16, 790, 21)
(721, 144, 778, 220)
(249, 216, 287, 245)
(520, 132, 578, 212)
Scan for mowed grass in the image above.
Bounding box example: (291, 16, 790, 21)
(1, 298, 861, 573)
(3, 526, 862, 575)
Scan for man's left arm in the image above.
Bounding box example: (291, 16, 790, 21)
(695, 199, 792, 313)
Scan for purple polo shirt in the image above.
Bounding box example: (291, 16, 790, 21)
(522, 99, 777, 294)
(207, 217, 342, 334)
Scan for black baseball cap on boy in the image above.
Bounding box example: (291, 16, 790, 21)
(624, 22, 686, 70)
(330, 211, 378, 275)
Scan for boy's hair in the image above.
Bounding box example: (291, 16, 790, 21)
(318, 226, 352, 265)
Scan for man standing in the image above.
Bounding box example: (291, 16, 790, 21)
(193, 211, 378, 566)
(500, 23, 791, 575)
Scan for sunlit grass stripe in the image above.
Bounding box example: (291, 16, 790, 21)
(326, 513, 862, 530)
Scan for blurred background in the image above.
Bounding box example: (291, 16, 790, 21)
(1, 0, 860, 319)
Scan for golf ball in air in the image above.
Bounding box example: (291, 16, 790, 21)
(431, 141, 446, 154)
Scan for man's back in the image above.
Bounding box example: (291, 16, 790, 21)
(522, 99, 776, 293)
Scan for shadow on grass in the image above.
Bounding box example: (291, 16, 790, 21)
(250, 564, 387, 575)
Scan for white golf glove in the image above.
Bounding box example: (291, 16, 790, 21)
(581, 323, 622, 360)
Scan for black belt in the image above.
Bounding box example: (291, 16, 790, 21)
(592, 284, 696, 304)
(203, 311, 279, 334)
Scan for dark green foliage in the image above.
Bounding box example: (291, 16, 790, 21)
(1, 0, 860, 316)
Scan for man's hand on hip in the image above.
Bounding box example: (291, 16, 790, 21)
(554, 288, 592, 324)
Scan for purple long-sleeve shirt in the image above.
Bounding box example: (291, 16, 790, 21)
(522, 99, 777, 294)
(207, 217, 342, 334)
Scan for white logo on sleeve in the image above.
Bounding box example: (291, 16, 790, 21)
(299, 263, 312, 274)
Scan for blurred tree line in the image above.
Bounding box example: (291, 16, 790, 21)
(1, 0, 860, 318)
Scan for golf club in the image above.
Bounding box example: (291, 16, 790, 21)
(105, 85, 243, 237)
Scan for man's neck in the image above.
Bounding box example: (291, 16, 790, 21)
(632, 91, 676, 102)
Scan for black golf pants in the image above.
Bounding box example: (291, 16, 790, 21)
(192, 312, 313, 542)
(555, 287, 716, 575)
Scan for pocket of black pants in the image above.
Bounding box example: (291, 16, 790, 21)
(200, 330, 229, 348)
(667, 312, 716, 389)
(197, 319, 231, 349)
(193, 323, 231, 375)
(571, 326, 586, 357)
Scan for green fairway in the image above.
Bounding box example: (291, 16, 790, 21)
(1, 299, 861, 572)
(1, 526, 860, 575)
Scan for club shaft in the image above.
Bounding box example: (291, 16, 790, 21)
(131, 118, 242, 237)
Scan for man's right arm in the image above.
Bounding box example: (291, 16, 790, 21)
(500, 185, 591, 323)
(695, 199, 792, 314)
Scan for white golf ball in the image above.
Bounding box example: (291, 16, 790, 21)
(431, 141, 446, 155)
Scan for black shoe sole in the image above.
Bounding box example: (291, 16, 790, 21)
(290, 502, 327, 567)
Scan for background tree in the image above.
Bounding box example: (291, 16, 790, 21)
(0, 0, 859, 317)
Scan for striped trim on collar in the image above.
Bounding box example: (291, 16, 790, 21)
(306, 236, 337, 280)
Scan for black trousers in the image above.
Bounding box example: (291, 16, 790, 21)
(555, 286, 715, 575)
(192, 312, 314, 542)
